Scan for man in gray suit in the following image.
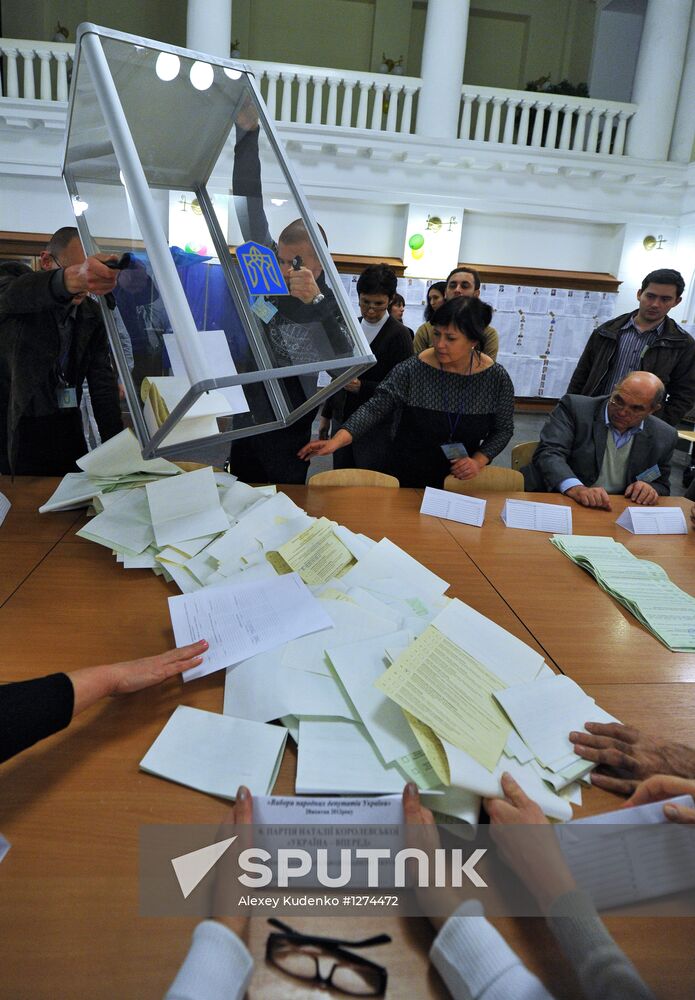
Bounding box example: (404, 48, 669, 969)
(522, 372, 676, 510)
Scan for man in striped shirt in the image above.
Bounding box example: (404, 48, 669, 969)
(567, 269, 695, 426)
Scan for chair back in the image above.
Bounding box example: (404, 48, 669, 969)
(309, 468, 400, 488)
(443, 467, 523, 494)
(511, 440, 539, 471)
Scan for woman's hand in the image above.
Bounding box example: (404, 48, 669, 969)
(298, 428, 353, 461)
(484, 773, 576, 912)
(210, 786, 253, 939)
(403, 783, 464, 930)
(450, 457, 480, 480)
(298, 439, 339, 460)
(624, 775, 695, 823)
(68, 639, 209, 715)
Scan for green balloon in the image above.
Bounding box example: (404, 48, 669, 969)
(408, 233, 425, 250)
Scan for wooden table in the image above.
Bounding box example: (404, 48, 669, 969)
(1, 477, 694, 999)
(439, 492, 695, 684)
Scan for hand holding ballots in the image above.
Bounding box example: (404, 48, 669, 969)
(168, 573, 333, 680)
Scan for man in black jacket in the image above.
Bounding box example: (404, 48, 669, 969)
(0, 227, 122, 475)
(566, 268, 695, 427)
(227, 120, 352, 484)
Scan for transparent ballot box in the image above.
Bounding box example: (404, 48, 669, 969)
(63, 24, 374, 458)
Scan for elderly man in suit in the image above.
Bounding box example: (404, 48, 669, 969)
(522, 371, 676, 510)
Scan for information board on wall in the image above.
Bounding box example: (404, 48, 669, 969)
(340, 274, 619, 401)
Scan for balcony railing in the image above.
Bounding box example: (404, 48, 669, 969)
(0, 38, 72, 102)
(458, 85, 635, 156)
(0, 37, 637, 158)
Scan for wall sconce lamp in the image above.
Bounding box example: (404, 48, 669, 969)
(643, 234, 667, 251)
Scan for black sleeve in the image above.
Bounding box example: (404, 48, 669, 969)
(0, 263, 69, 317)
(231, 126, 273, 248)
(0, 673, 74, 764)
(357, 325, 413, 401)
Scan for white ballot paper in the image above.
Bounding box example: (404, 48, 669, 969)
(77, 427, 179, 477)
(326, 631, 421, 764)
(139, 705, 287, 798)
(39, 473, 104, 513)
(169, 573, 333, 681)
(146, 466, 229, 548)
(0, 491, 10, 528)
(253, 795, 403, 825)
(163, 330, 249, 415)
(341, 537, 449, 600)
(616, 506, 688, 535)
(493, 675, 617, 769)
(296, 720, 405, 794)
(556, 795, 695, 909)
(223, 653, 354, 723)
(501, 499, 572, 534)
(76, 487, 154, 554)
(420, 487, 486, 527)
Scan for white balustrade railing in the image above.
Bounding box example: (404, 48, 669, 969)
(245, 60, 420, 135)
(458, 84, 636, 156)
(0, 38, 639, 159)
(0, 38, 73, 101)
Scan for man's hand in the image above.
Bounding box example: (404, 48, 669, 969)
(450, 456, 482, 481)
(287, 266, 320, 304)
(63, 255, 119, 299)
(625, 480, 659, 505)
(564, 484, 612, 509)
(625, 775, 695, 824)
(571, 721, 695, 796)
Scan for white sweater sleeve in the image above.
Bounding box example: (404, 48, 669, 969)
(429, 901, 553, 1000)
(165, 920, 253, 1000)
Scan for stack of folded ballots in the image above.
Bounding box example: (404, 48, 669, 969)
(551, 534, 695, 652)
(42, 432, 612, 821)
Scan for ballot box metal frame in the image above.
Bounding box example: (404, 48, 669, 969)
(62, 23, 375, 459)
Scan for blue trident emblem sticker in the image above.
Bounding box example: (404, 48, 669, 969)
(236, 240, 289, 296)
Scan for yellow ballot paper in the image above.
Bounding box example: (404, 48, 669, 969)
(278, 517, 355, 585)
(376, 626, 511, 772)
(404, 710, 450, 785)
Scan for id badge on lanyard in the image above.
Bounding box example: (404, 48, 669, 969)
(57, 385, 78, 409)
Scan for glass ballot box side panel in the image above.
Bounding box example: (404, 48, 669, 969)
(64, 26, 373, 458)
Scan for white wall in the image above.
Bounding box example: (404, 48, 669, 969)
(302, 196, 405, 257)
(458, 211, 625, 274)
(0, 173, 170, 239)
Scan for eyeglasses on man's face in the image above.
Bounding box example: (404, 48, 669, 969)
(607, 393, 650, 416)
(266, 918, 391, 996)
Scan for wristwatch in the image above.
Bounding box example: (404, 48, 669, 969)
(310, 292, 325, 306)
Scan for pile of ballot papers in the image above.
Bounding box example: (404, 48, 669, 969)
(41, 431, 618, 822)
(551, 535, 695, 652)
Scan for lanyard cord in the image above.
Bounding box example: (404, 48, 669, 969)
(439, 363, 473, 443)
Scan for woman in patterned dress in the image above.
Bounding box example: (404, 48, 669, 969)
(299, 297, 514, 488)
